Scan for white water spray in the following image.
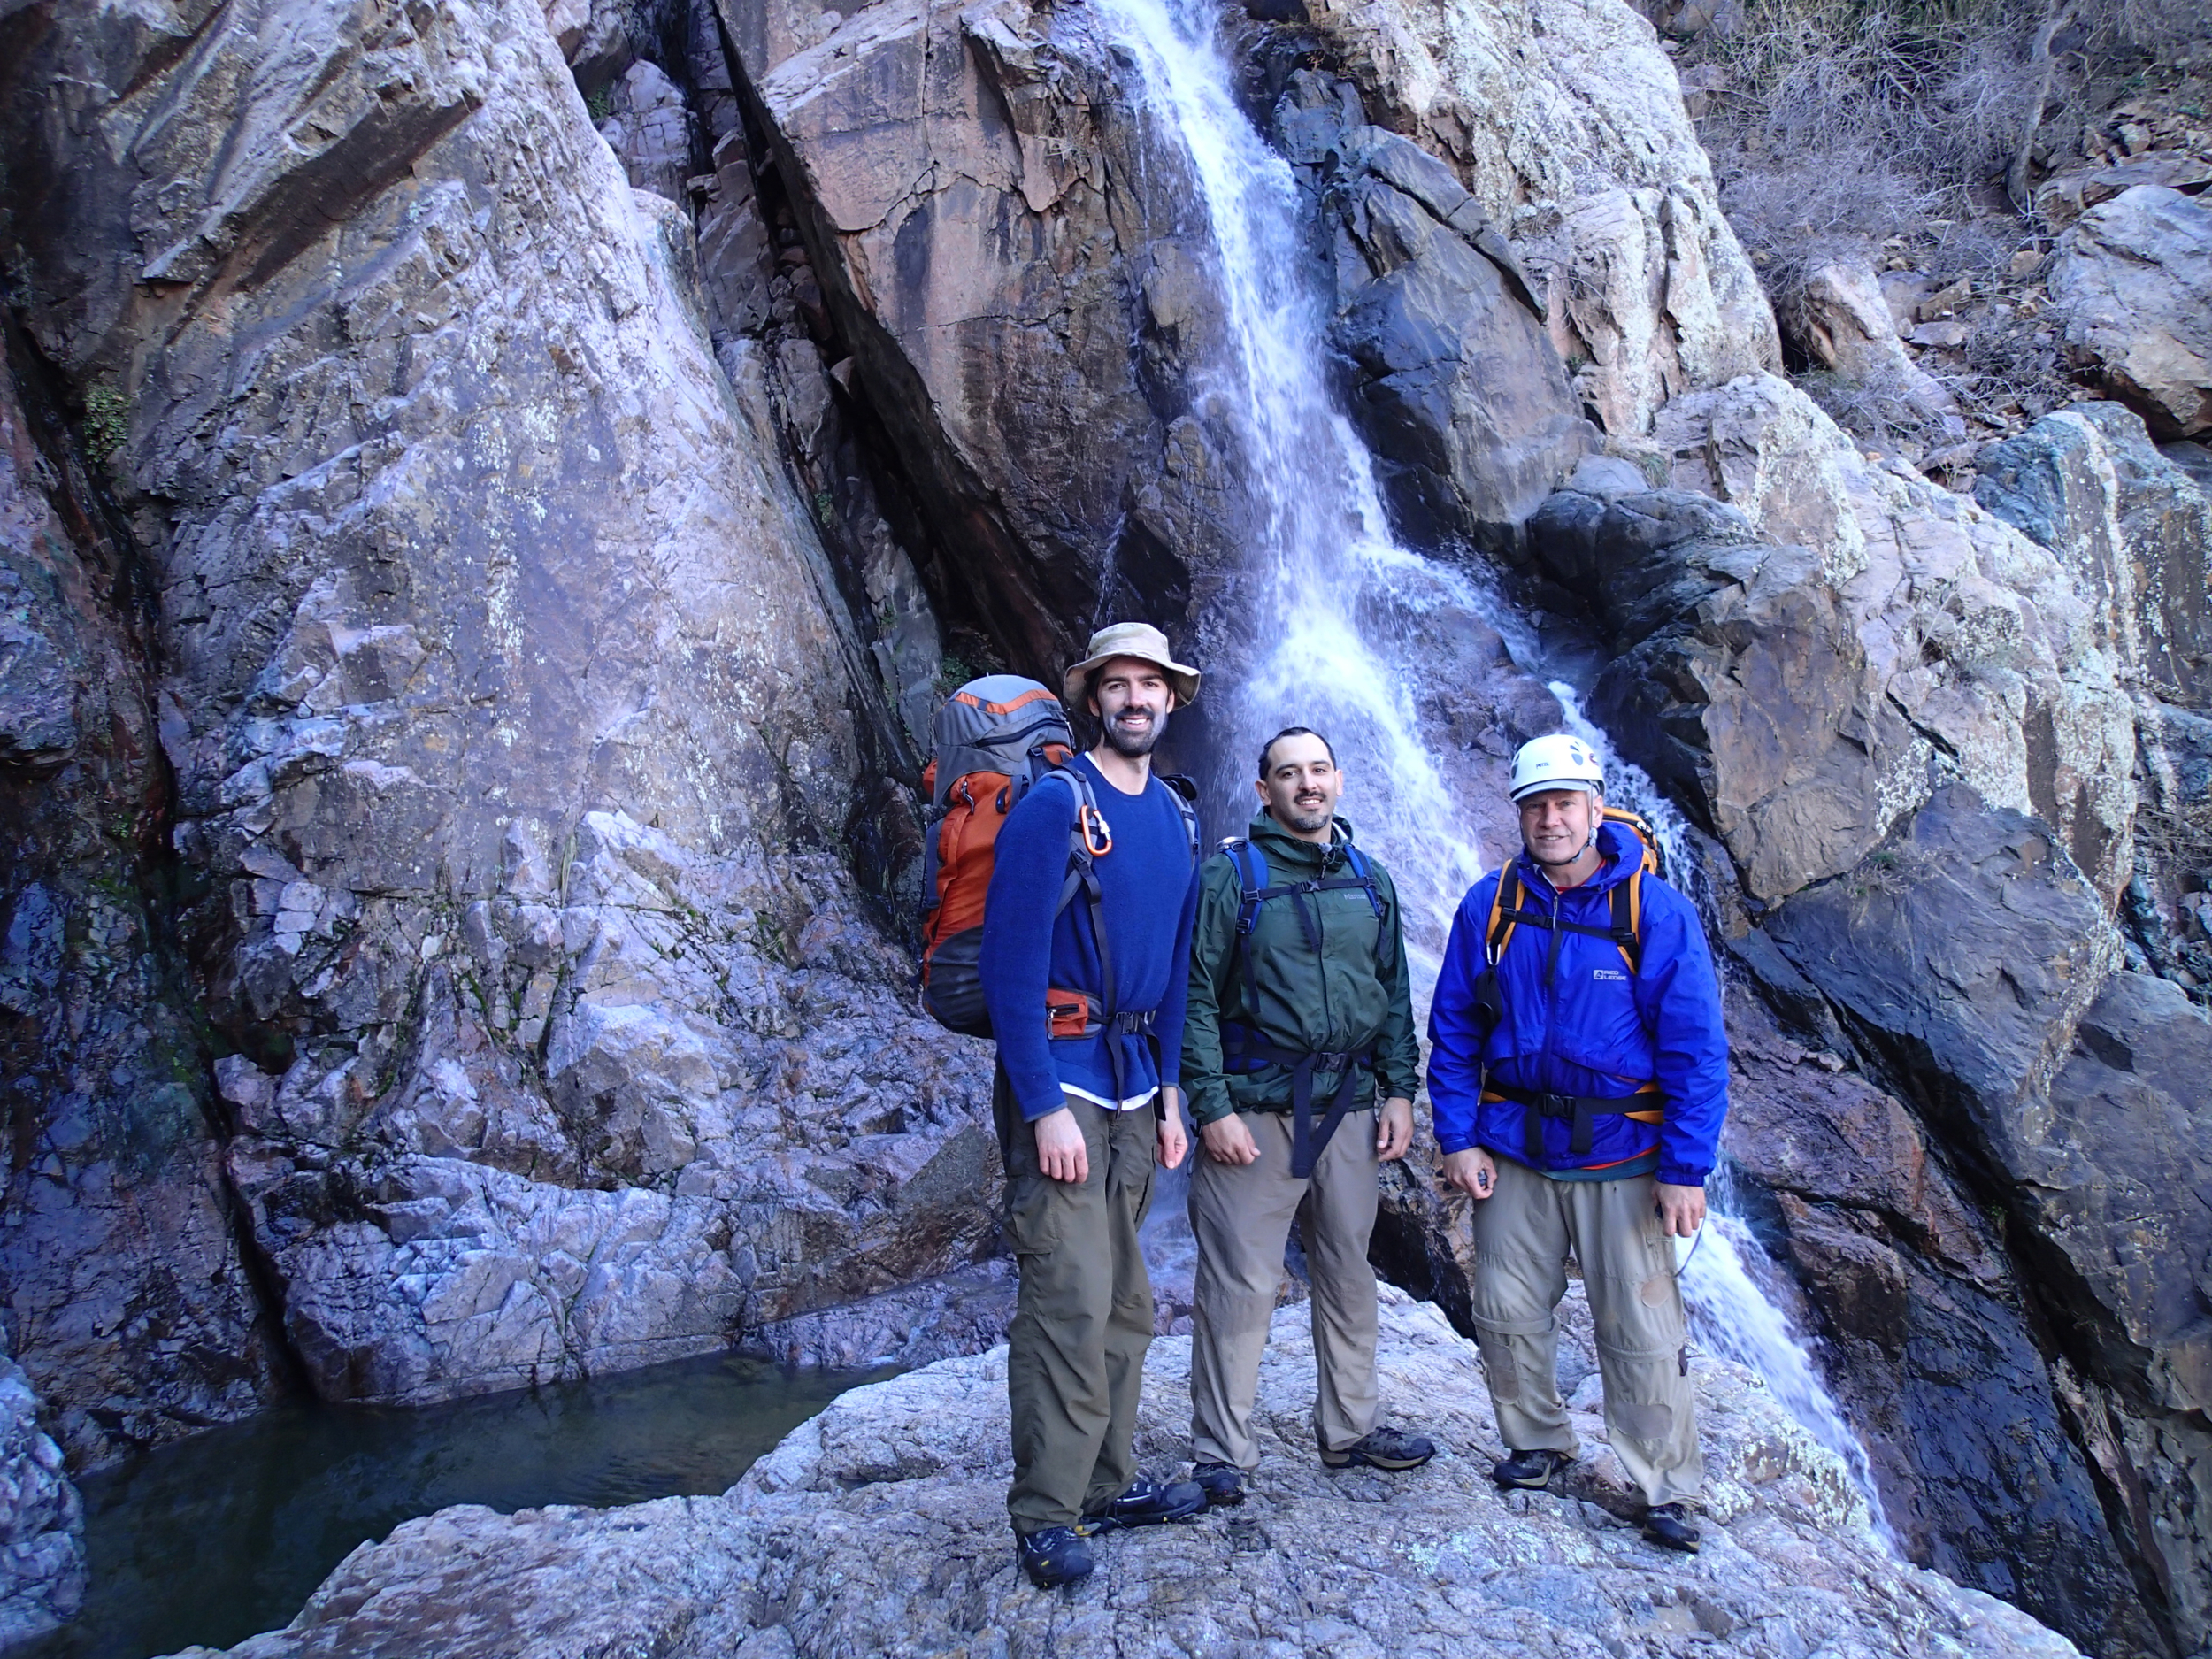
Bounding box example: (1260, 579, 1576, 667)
(1099, 0, 1891, 1537)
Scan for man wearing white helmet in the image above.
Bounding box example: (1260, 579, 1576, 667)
(1425, 733, 1729, 1555)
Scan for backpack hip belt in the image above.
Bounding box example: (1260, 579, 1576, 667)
(1481, 1082, 1665, 1164)
(1219, 1020, 1377, 1179)
(1046, 996, 1162, 1110)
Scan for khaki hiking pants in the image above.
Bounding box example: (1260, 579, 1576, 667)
(1188, 1107, 1379, 1469)
(1468, 1152, 1701, 1506)
(994, 1066, 1157, 1535)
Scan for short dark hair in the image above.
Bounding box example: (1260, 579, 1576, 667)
(1258, 726, 1336, 779)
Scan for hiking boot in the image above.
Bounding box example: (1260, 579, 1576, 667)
(1321, 1425, 1437, 1471)
(1191, 1461, 1247, 1507)
(1015, 1525, 1098, 1588)
(1492, 1448, 1575, 1489)
(1640, 1502, 1701, 1554)
(1086, 1476, 1207, 1531)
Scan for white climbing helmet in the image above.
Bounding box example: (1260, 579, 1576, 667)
(1509, 733, 1605, 803)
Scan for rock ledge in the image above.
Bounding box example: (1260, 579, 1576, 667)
(173, 1289, 2074, 1658)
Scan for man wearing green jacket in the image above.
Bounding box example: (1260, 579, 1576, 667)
(1179, 727, 1433, 1506)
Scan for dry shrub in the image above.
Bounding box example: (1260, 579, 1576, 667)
(1691, 0, 2210, 274)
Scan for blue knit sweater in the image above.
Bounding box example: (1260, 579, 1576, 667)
(979, 754, 1199, 1122)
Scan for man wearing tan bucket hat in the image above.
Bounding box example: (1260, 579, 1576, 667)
(979, 621, 1206, 1588)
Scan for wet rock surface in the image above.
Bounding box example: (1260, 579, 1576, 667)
(165, 1292, 2077, 1659)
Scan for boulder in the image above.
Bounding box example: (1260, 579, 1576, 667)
(0, 1342, 86, 1647)
(1532, 373, 2138, 905)
(2050, 185, 2212, 438)
(1294, 0, 1781, 440)
(1278, 81, 1597, 548)
(163, 1292, 2078, 1659)
(1974, 400, 2212, 706)
(1778, 259, 1959, 426)
(2035, 155, 2212, 228)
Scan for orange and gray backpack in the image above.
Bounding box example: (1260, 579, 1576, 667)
(918, 674, 1198, 1038)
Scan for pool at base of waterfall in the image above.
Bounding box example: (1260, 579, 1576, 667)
(19, 1353, 896, 1659)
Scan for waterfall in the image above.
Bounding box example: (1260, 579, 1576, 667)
(1099, 0, 1893, 1537)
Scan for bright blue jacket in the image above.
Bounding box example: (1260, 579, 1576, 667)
(1427, 821, 1727, 1186)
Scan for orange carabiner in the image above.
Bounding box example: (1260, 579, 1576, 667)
(1081, 804, 1113, 857)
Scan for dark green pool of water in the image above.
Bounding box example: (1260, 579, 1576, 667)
(19, 1352, 895, 1659)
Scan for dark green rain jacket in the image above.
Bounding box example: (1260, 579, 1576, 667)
(1181, 811, 1421, 1128)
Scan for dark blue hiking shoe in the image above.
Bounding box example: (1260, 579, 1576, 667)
(1492, 1447, 1575, 1489)
(1016, 1524, 1098, 1587)
(1086, 1476, 1207, 1531)
(1191, 1461, 1248, 1507)
(1641, 1502, 1701, 1554)
(1322, 1425, 1437, 1471)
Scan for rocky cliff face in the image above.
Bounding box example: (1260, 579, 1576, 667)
(0, 0, 994, 1449)
(165, 1292, 2079, 1659)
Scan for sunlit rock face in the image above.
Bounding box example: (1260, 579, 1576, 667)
(163, 1292, 2079, 1659)
(0, 0, 991, 1429)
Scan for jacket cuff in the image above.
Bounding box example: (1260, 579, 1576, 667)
(1657, 1162, 1709, 1187)
(1190, 1096, 1236, 1127)
(1434, 1127, 1477, 1156)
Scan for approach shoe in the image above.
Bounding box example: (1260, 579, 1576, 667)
(1321, 1425, 1437, 1471)
(1191, 1461, 1248, 1507)
(1492, 1447, 1575, 1490)
(1087, 1476, 1207, 1531)
(1640, 1502, 1701, 1555)
(1016, 1525, 1098, 1588)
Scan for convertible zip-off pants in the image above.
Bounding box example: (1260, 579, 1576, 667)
(1468, 1151, 1701, 1505)
(995, 1067, 1157, 1536)
(1187, 1106, 1380, 1468)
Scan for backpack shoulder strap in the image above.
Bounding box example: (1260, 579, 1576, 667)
(1485, 864, 1523, 964)
(1158, 773, 1202, 864)
(1226, 837, 1271, 1013)
(1608, 868, 1644, 974)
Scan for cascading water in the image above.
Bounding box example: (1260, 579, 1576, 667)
(1101, 0, 1893, 1539)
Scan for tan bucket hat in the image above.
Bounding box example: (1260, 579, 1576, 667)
(1062, 621, 1201, 709)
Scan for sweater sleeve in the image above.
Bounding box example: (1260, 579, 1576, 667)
(1375, 867, 1421, 1101)
(1152, 852, 1201, 1103)
(979, 777, 1076, 1123)
(1425, 879, 1494, 1156)
(1178, 856, 1240, 1126)
(1635, 882, 1730, 1186)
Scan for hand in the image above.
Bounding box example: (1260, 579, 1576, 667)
(1376, 1096, 1414, 1162)
(1655, 1181, 1706, 1236)
(1033, 1107, 1089, 1184)
(1201, 1113, 1260, 1165)
(1156, 1087, 1187, 1171)
(1440, 1147, 1497, 1199)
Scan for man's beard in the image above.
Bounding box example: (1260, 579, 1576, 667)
(1277, 797, 1333, 833)
(1102, 709, 1164, 757)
